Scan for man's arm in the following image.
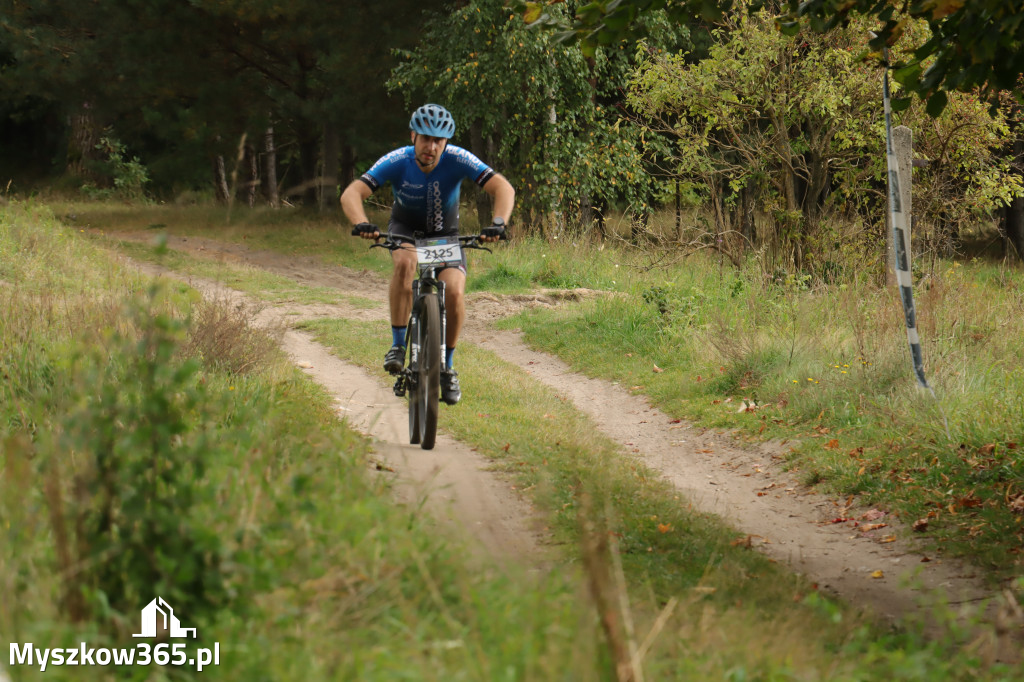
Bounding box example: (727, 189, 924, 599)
(481, 172, 515, 224)
(340, 179, 374, 226)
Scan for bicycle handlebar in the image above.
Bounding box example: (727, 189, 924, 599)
(367, 232, 501, 253)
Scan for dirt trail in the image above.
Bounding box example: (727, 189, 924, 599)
(124, 253, 549, 564)
(108, 231, 1018, 637)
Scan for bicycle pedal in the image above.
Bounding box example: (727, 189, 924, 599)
(392, 376, 407, 398)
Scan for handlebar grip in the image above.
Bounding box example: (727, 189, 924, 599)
(352, 222, 379, 237)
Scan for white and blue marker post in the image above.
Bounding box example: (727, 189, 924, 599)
(881, 52, 930, 390)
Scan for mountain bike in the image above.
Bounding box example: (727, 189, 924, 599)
(354, 229, 496, 450)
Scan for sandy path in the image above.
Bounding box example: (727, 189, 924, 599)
(107, 231, 1019, 641)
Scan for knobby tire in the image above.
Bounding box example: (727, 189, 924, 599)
(407, 313, 421, 445)
(418, 293, 441, 450)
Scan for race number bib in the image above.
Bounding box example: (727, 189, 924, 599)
(415, 236, 462, 269)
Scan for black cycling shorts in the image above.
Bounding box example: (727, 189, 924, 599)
(386, 219, 468, 274)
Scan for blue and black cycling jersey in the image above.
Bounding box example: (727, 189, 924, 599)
(358, 144, 495, 238)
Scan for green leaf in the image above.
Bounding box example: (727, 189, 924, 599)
(523, 2, 543, 24)
(925, 90, 948, 117)
(602, 9, 633, 32)
(892, 63, 922, 86)
(889, 96, 912, 112)
(777, 21, 800, 36)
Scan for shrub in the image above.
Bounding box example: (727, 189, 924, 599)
(40, 288, 244, 630)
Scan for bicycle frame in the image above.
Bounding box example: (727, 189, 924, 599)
(403, 263, 446, 399)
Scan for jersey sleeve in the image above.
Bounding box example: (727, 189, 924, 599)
(446, 146, 495, 187)
(359, 147, 410, 191)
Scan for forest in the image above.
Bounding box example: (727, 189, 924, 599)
(3, 0, 1023, 274)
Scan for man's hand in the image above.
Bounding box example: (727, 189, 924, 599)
(481, 217, 506, 243)
(351, 222, 380, 240)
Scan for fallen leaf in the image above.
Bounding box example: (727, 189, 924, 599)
(652, 364, 664, 373)
(824, 438, 840, 449)
(957, 495, 983, 509)
(861, 509, 886, 521)
(502, 443, 511, 452)
(657, 523, 672, 533)
(978, 443, 996, 456)
(871, 570, 885, 579)
(920, 556, 931, 563)
(881, 536, 897, 543)
(297, 361, 313, 369)
(1009, 495, 1024, 513)
(861, 523, 888, 532)
(912, 518, 929, 532)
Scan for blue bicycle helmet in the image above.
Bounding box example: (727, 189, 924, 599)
(410, 103, 456, 138)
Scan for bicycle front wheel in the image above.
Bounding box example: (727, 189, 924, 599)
(407, 315, 421, 445)
(417, 293, 441, 450)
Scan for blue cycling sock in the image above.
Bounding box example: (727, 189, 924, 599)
(446, 347, 455, 370)
(392, 326, 407, 348)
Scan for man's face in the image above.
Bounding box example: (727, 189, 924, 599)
(412, 132, 447, 170)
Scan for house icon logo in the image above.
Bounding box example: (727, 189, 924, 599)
(132, 597, 197, 639)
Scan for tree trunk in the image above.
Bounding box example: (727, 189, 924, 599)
(580, 194, 595, 236)
(594, 198, 607, 242)
(340, 142, 355, 190)
(1001, 136, 1024, 260)
(67, 101, 101, 180)
(213, 155, 230, 204)
(297, 129, 319, 207)
(740, 181, 756, 246)
(470, 119, 491, 227)
(320, 124, 339, 212)
(546, 101, 562, 235)
(239, 143, 258, 208)
(262, 126, 279, 208)
(1004, 196, 1024, 261)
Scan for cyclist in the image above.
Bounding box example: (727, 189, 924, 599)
(340, 103, 515, 405)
